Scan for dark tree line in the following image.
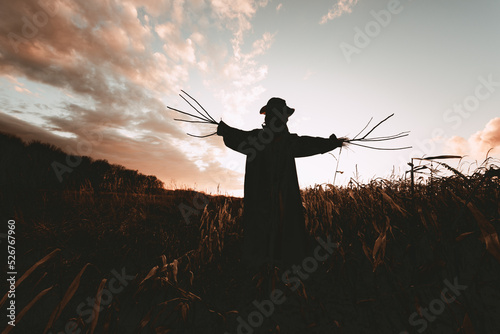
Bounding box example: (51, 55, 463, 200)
(0, 132, 165, 193)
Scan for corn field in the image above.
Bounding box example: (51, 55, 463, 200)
(1, 160, 500, 334)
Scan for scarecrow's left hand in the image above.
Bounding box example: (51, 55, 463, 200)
(330, 134, 347, 147)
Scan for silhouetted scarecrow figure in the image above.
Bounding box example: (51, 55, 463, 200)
(217, 98, 344, 272)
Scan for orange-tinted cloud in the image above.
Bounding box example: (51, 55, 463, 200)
(446, 117, 500, 160)
(0, 0, 272, 194)
(320, 0, 359, 24)
(470, 117, 500, 157)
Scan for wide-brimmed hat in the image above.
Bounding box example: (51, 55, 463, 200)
(259, 97, 295, 117)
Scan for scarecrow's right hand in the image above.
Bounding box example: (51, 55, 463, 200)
(217, 121, 226, 136)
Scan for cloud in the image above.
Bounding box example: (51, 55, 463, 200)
(446, 117, 500, 160)
(0, 0, 273, 111)
(445, 136, 470, 157)
(0, 0, 273, 194)
(470, 117, 500, 157)
(210, 31, 274, 124)
(0, 110, 244, 194)
(320, 0, 359, 24)
(14, 86, 33, 95)
(0, 1, 179, 95)
(209, 0, 267, 41)
(199, 0, 275, 124)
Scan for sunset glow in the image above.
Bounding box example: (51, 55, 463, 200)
(1, 0, 499, 196)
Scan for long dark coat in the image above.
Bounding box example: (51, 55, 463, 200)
(217, 121, 342, 269)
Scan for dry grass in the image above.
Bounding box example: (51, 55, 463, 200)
(2, 161, 500, 333)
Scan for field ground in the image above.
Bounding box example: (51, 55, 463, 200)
(2, 164, 500, 333)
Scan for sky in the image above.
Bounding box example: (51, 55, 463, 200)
(0, 0, 499, 197)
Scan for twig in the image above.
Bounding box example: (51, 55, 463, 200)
(168, 106, 210, 123)
(174, 118, 214, 124)
(178, 94, 217, 124)
(169, 90, 219, 138)
(181, 90, 217, 123)
(348, 142, 412, 151)
(187, 131, 218, 138)
(333, 146, 343, 186)
(352, 117, 373, 140)
(353, 132, 409, 142)
(344, 114, 411, 151)
(361, 113, 394, 139)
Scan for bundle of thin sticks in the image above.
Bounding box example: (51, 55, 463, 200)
(168, 90, 219, 138)
(344, 113, 411, 151)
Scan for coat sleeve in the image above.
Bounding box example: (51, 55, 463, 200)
(217, 121, 255, 155)
(291, 134, 342, 158)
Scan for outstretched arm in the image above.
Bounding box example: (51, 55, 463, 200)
(217, 121, 256, 155)
(291, 134, 344, 158)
